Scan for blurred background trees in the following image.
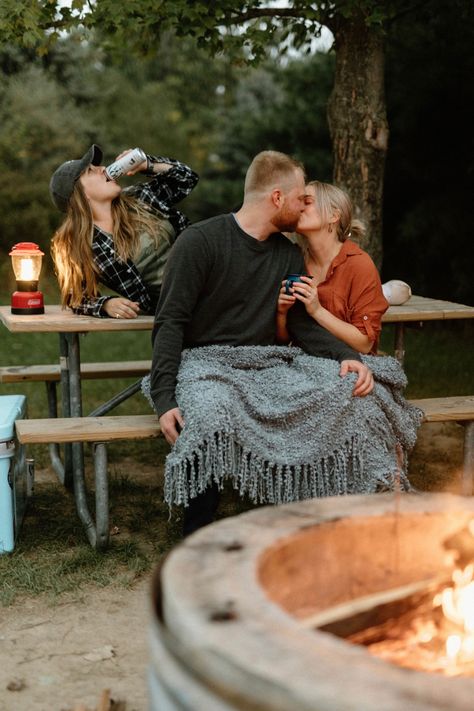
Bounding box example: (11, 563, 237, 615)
(0, 0, 472, 303)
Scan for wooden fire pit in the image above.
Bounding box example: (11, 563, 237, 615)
(149, 493, 474, 710)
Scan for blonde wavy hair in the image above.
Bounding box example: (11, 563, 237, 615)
(51, 180, 168, 308)
(298, 180, 365, 247)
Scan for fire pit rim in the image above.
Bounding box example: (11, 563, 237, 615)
(156, 493, 474, 711)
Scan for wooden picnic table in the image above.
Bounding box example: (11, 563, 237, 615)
(0, 305, 154, 547)
(1, 296, 473, 546)
(0, 304, 154, 332)
(381, 294, 474, 363)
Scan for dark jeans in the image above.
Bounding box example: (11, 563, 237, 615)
(182, 483, 220, 537)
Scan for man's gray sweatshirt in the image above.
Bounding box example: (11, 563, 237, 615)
(151, 213, 361, 417)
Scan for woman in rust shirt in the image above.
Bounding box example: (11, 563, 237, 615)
(277, 180, 388, 355)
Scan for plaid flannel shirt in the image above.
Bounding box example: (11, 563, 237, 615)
(73, 155, 198, 317)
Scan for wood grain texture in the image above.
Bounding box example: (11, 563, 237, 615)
(382, 294, 474, 323)
(0, 360, 151, 383)
(152, 494, 474, 711)
(1, 297, 473, 333)
(14, 396, 474, 445)
(15, 415, 161, 443)
(0, 305, 154, 333)
(410, 395, 474, 422)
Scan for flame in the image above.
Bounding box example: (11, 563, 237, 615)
(19, 257, 35, 281)
(435, 563, 474, 663)
(446, 634, 461, 658)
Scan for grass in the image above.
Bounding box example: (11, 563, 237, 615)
(0, 275, 473, 605)
(0, 448, 172, 606)
(0, 449, 254, 606)
(379, 320, 474, 398)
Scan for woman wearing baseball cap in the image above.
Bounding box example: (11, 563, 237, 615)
(49, 145, 198, 318)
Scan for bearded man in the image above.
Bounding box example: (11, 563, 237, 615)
(149, 150, 374, 534)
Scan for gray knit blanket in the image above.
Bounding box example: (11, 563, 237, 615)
(142, 346, 423, 507)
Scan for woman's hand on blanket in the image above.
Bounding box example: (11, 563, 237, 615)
(339, 360, 374, 397)
(159, 407, 185, 445)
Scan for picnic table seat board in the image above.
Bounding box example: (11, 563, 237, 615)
(409, 396, 474, 423)
(15, 414, 161, 443)
(1, 360, 153, 484)
(0, 360, 152, 383)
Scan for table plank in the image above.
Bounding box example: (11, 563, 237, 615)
(383, 295, 474, 323)
(1, 297, 473, 334)
(0, 305, 154, 333)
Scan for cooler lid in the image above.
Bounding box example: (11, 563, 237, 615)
(0, 395, 27, 441)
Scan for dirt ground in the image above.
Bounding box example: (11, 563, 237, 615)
(0, 579, 152, 711)
(0, 421, 466, 711)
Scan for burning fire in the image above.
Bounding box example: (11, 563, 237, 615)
(350, 520, 474, 676)
(19, 257, 35, 281)
(434, 563, 474, 666)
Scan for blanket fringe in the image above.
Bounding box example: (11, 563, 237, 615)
(164, 430, 408, 507)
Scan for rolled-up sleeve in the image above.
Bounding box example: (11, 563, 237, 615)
(348, 259, 389, 344)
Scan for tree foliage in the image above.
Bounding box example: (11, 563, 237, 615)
(198, 53, 334, 215)
(0, 0, 426, 268)
(0, 1, 472, 303)
(0, 1, 411, 58)
(0, 49, 93, 255)
(0, 35, 239, 257)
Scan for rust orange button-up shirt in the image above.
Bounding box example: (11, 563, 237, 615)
(315, 240, 389, 354)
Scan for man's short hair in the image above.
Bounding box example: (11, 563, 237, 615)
(244, 150, 305, 197)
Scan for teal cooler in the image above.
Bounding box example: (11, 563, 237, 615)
(0, 394, 31, 553)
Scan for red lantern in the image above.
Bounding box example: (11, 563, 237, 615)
(9, 242, 45, 315)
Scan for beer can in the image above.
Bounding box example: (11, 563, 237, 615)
(105, 147, 147, 180)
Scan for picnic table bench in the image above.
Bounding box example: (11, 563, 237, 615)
(16, 415, 162, 549)
(14, 395, 474, 549)
(0, 360, 151, 419)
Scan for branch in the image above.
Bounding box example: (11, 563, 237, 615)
(221, 6, 329, 27)
(37, 18, 81, 32)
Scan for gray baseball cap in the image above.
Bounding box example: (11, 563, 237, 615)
(49, 144, 103, 212)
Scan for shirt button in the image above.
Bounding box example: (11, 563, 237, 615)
(363, 315, 368, 320)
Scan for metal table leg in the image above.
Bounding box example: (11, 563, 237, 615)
(46, 380, 65, 484)
(461, 422, 474, 497)
(394, 324, 405, 365)
(56, 332, 142, 549)
(59, 333, 73, 488)
(62, 332, 108, 549)
(94, 443, 109, 550)
(72, 440, 97, 547)
(88, 379, 143, 417)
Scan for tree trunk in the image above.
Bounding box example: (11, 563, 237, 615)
(327, 15, 388, 269)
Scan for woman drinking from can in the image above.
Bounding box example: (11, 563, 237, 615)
(50, 145, 198, 318)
